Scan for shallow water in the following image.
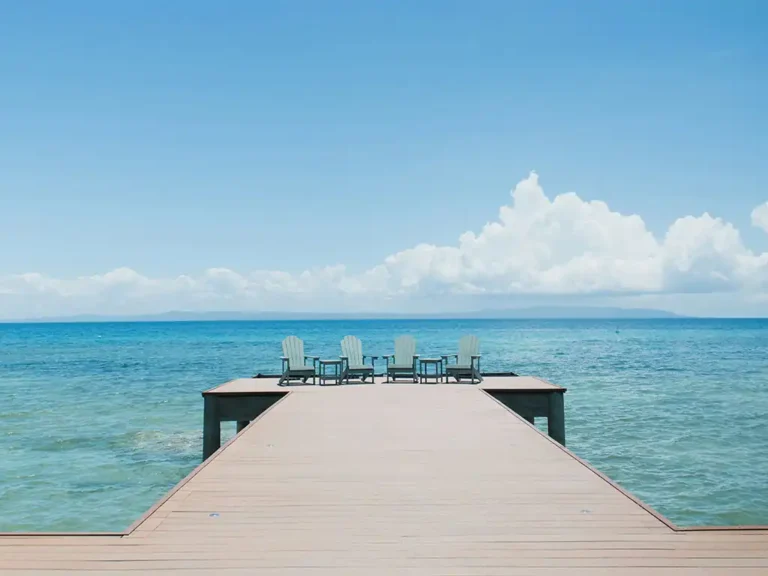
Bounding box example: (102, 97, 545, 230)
(1, 319, 767, 531)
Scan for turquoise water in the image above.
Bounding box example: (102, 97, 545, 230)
(1, 319, 767, 531)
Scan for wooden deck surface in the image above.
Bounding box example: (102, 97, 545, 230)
(206, 374, 564, 394)
(2, 384, 767, 574)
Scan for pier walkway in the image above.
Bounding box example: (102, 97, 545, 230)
(2, 379, 767, 574)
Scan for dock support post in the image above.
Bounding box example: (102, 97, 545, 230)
(236, 421, 249, 433)
(203, 396, 221, 461)
(548, 391, 565, 446)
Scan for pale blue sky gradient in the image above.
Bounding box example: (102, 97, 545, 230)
(1, 1, 767, 316)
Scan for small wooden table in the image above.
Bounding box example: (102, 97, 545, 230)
(418, 358, 444, 384)
(318, 359, 343, 386)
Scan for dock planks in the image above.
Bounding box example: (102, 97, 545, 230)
(1, 382, 767, 574)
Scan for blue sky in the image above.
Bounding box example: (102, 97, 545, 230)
(1, 0, 767, 317)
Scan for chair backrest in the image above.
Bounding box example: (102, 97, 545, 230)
(458, 335, 479, 366)
(282, 336, 304, 368)
(340, 335, 363, 366)
(394, 335, 416, 366)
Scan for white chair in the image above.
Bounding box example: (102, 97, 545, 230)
(443, 335, 482, 384)
(340, 335, 377, 384)
(383, 336, 418, 383)
(278, 336, 318, 386)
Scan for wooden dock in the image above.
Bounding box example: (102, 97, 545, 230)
(202, 375, 567, 459)
(2, 377, 767, 574)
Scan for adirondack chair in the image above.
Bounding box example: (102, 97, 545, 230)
(442, 335, 482, 384)
(339, 335, 377, 384)
(383, 335, 419, 383)
(278, 336, 318, 386)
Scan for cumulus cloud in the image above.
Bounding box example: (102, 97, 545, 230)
(751, 202, 768, 233)
(379, 173, 768, 296)
(2, 172, 768, 318)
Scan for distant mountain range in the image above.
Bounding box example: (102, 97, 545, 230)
(1, 306, 685, 323)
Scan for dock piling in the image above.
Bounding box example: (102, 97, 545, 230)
(202, 395, 221, 461)
(547, 390, 566, 445)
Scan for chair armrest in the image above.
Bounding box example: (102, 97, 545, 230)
(471, 355, 481, 359)
(382, 355, 393, 359)
(280, 356, 289, 361)
(305, 356, 320, 360)
(368, 355, 379, 360)
(339, 356, 348, 360)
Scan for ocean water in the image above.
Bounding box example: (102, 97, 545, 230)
(1, 318, 767, 531)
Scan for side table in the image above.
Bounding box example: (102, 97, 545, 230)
(418, 358, 444, 384)
(318, 359, 343, 386)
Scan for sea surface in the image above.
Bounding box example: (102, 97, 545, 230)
(1, 318, 767, 531)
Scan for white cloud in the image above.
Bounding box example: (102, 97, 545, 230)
(382, 173, 665, 295)
(751, 202, 768, 233)
(2, 172, 768, 318)
(379, 173, 768, 297)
